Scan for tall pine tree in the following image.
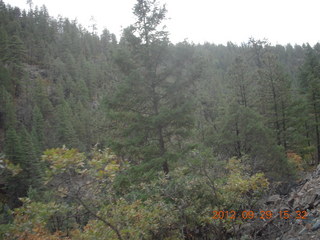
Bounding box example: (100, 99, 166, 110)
(299, 45, 320, 163)
(106, 0, 194, 174)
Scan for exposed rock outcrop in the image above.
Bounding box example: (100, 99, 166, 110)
(240, 165, 320, 239)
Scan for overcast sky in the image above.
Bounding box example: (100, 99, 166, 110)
(4, 0, 320, 45)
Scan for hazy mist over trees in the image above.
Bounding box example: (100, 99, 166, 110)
(1, 0, 320, 239)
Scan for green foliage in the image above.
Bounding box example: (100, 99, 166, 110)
(4, 127, 22, 164)
(0, 153, 22, 176)
(42, 147, 86, 178)
(106, 0, 195, 176)
(31, 105, 45, 154)
(211, 104, 293, 179)
(299, 45, 320, 163)
(88, 147, 122, 180)
(0, 87, 17, 129)
(1, 0, 319, 239)
(55, 102, 80, 149)
(72, 199, 180, 240)
(10, 147, 124, 238)
(220, 157, 269, 209)
(3, 126, 44, 207)
(4, 198, 71, 240)
(42, 147, 121, 182)
(4, 34, 26, 65)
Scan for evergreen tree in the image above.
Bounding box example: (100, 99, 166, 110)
(3, 127, 32, 207)
(299, 45, 320, 163)
(55, 101, 80, 148)
(259, 52, 292, 151)
(32, 78, 54, 118)
(227, 56, 252, 107)
(31, 105, 44, 151)
(19, 126, 42, 187)
(213, 103, 290, 179)
(0, 86, 16, 129)
(106, 0, 194, 174)
(0, 26, 8, 64)
(4, 127, 22, 165)
(4, 35, 25, 66)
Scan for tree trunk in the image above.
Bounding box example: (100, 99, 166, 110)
(158, 125, 169, 174)
(281, 99, 287, 151)
(235, 121, 242, 158)
(305, 121, 311, 147)
(269, 71, 281, 146)
(312, 92, 320, 164)
(151, 80, 169, 174)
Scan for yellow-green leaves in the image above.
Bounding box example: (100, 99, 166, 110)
(8, 199, 70, 240)
(1, 159, 22, 176)
(42, 147, 86, 178)
(0, 153, 22, 176)
(5, 146, 125, 240)
(220, 157, 269, 209)
(42, 147, 122, 182)
(88, 148, 121, 180)
(72, 198, 180, 240)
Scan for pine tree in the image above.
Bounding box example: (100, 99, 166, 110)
(299, 45, 320, 163)
(259, 52, 292, 151)
(106, 0, 194, 174)
(4, 127, 22, 165)
(227, 56, 252, 107)
(19, 126, 43, 188)
(55, 101, 80, 148)
(0, 26, 8, 64)
(214, 103, 290, 179)
(32, 78, 54, 118)
(0, 86, 16, 130)
(3, 127, 31, 207)
(31, 105, 45, 151)
(4, 35, 25, 66)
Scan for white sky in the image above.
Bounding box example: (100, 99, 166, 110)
(4, 0, 320, 45)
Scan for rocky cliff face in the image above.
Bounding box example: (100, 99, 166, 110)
(247, 165, 320, 240)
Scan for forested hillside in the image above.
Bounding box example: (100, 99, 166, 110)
(1, 0, 320, 239)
